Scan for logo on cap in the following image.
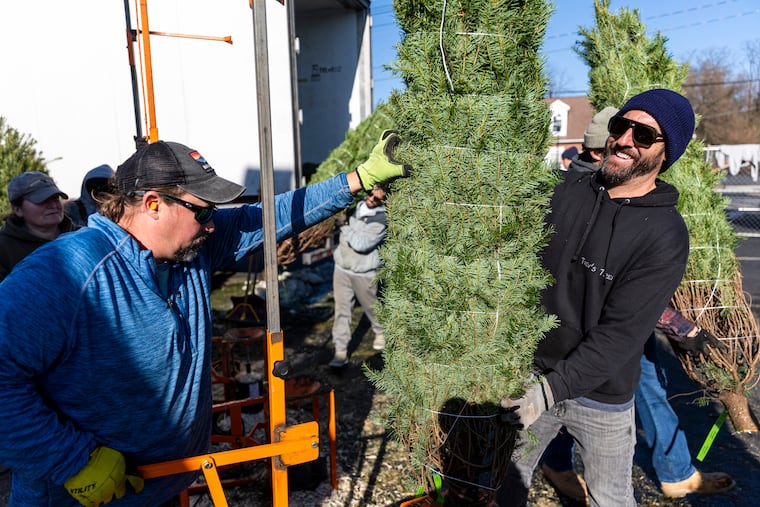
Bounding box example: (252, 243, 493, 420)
(190, 151, 213, 174)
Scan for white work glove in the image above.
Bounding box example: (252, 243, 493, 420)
(501, 375, 554, 428)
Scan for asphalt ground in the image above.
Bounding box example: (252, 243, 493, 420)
(629, 235, 760, 507)
(1, 239, 760, 507)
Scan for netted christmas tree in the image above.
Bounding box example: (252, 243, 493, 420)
(576, 0, 759, 432)
(0, 116, 48, 215)
(366, 0, 558, 503)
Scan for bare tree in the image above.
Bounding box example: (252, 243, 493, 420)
(685, 49, 760, 144)
(546, 65, 573, 97)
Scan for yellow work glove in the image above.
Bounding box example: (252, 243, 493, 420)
(64, 446, 144, 507)
(355, 130, 412, 191)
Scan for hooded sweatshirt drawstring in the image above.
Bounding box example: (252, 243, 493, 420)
(571, 186, 605, 262)
(601, 199, 630, 284)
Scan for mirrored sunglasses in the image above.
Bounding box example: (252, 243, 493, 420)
(158, 193, 216, 224)
(607, 115, 664, 148)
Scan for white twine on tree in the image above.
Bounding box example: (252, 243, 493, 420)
(681, 305, 745, 312)
(600, 10, 632, 100)
(716, 335, 758, 342)
(427, 360, 504, 370)
(428, 305, 500, 316)
(693, 233, 723, 322)
(690, 245, 730, 251)
(442, 201, 512, 210)
(374, 108, 393, 126)
(439, 0, 455, 92)
(455, 31, 508, 38)
(681, 234, 757, 342)
(433, 143, 542, 160)
(391, 240, 510, 322)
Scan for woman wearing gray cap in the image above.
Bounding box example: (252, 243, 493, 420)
(0, 171, 77, 281)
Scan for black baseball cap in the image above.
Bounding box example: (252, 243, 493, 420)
(8, 172, 68, 204)
(115, 141, 245, 204)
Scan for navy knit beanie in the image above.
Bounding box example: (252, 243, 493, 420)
(617, 88, 695, 172)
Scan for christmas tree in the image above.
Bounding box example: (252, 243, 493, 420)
(0, 117, 48, 215)
(577, 0, 759, 432)
(367, 0, 557, 502)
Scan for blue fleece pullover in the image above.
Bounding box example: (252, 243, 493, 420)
(0, 174, 354, 506)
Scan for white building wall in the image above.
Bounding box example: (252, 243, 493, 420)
(0, 1, 297, 198)
(295, 8, 372, 167)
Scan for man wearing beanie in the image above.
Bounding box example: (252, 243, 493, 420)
(541, 103, 734, 502)
(499, 89, 703, 507)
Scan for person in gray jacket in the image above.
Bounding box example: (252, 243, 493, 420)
(329, 184, 388, 367)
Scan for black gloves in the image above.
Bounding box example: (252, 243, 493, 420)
(677, 328, 727, 358)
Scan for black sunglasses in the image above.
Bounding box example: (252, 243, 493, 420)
(607, 115, 664, 148)
(158, 193, 216, 224)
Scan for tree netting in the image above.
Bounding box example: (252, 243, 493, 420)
(367, 0, 557, 503)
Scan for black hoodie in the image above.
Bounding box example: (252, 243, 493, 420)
(536, 171, 689, 404)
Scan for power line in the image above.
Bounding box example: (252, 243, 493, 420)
(543, 0, 745, 43)
(374, 75, 400, 83)
(373, 21, 400, 29)
(684, 78, 760, 88)
(542, 3, 759, 56)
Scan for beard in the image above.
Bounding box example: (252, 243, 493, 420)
(600, 145, 661, 188)
(174, 234, 208, 263)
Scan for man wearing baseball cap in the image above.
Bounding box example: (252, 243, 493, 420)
(0, 132, 410, 506)
(0, 171, 77, 281)
(500, 89, 700, 506)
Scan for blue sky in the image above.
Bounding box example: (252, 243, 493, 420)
(370, 0, 760, 107)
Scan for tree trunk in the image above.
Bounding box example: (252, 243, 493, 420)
(719, 390, 760, 433)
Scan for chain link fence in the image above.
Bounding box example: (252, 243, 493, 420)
(707, 147, 760, 237)
(716, 172, 760, 238)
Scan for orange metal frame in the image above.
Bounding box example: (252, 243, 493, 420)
(138, 421, 319, 507)
(129, 0, 233, 143)
(128, 2, 322, 506)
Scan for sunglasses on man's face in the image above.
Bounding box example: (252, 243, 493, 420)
(158, 193, 216, 224)
(607, 115, 664, 148)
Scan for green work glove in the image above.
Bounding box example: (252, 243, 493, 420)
(355, 130, 411, 191)
(64, 446, 144, 507)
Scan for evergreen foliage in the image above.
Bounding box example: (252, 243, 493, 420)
(307, 103, 394, 185)
(367, 0, 557, 498)
(274, 105, 394, 265)
(576, 0, 759, 427)
(0, 117, 48, 215)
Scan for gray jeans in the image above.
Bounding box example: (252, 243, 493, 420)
(497, 399, 636, 507)
(331, 267, 383, 352)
